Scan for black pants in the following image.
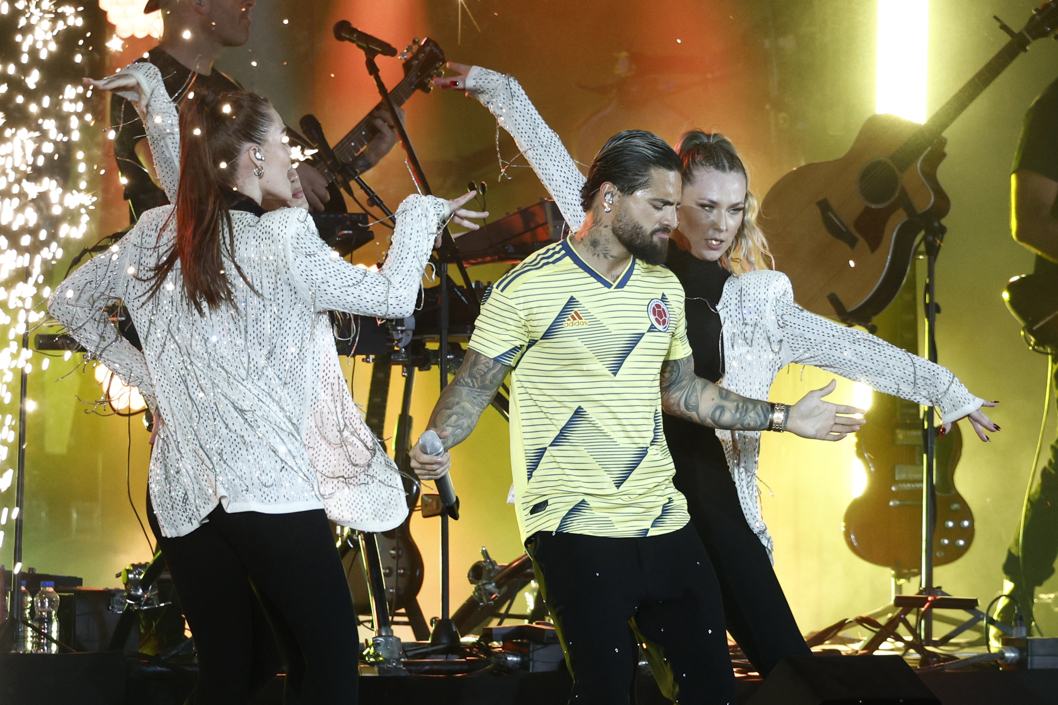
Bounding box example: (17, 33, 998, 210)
(147, 501, 297, 702)
(667, 416, 811, 676)
(1003, 360, 1058, 589)
(154, 506, 358, 705)
(527, 525, 735, 705)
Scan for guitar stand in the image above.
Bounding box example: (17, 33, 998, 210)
(807, 591, 987, 666)
(812, 202, 990, 662)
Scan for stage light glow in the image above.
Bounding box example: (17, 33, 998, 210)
(876, 0, 928, 123)
(98, 0, 161, 39)
(851, 382, 873, 412)
(93, 362, 147, 412)
(850, 457, 868, 498)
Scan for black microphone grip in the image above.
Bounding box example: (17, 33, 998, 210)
(333, 20, 398, 57)
(419, 430, 459, 520)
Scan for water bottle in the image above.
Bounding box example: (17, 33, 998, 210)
(32, 581, 59, 653)
(15, 581, 31, 653)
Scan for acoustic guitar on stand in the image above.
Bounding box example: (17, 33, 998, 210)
(760, 3, 1058, 327)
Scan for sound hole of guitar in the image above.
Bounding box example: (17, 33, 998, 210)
(857, 158, 901, 208)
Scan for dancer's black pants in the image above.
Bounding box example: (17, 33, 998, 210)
(151, 505, 358, 705)
(527, 525, 736, 705)
(1003, 360, 1058, 589)
(666, 416, 812, 677)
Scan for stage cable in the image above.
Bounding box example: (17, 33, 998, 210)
(1016, 354, 1053, 636)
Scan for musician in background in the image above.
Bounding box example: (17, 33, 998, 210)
(112, 0, 401, 219)
(994, 74, 1058, 640)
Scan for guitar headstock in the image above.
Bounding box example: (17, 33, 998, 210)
(1021, 1, 1058, 42)
(397, 38, 446, 94)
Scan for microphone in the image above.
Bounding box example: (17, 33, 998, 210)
(419, 429, 459, 520)
(299, 114, 352, 187)
(333, 21, 397, 57)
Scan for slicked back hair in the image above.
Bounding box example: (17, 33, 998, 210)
(579, 129, 682, 213)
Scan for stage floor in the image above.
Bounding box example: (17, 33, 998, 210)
(2, 653, 1057, 704)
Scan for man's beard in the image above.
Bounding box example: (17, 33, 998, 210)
(612, 210, 670, 265)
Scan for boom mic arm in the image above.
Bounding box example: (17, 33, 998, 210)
(333, 21, 397, 57)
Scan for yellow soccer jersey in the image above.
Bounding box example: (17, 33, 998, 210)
(469, 239, 694, 542)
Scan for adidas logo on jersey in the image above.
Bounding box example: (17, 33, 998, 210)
(563, 310, 590, 328)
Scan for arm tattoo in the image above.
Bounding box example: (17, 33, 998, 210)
(428, 349, 512, 449)
(659, 356, 771, 431)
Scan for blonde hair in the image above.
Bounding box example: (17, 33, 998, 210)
(675, 131, 774, 275)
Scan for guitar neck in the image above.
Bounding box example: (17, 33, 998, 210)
(892, 33, 1031, 170)
(331, 81, 417, 167)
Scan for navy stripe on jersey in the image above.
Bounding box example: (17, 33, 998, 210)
(561, 238, 636, 289)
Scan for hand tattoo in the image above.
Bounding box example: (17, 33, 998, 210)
(660, 356, 771, 430)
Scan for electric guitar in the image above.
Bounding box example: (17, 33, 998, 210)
(341, 337, 425, 622)
(760, 3, 1058, 326)
(304, 38, 446, 196)
(841, 263, 973, 574)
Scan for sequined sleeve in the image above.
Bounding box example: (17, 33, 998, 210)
(766, 273, 984, 424)
(277, 193, 447, 318)
(465, 66, 587, 232)
(48, 211, 162, 409)
(113, 61, 181, 203)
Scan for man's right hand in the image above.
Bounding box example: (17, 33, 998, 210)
(410, 429, 452, 480)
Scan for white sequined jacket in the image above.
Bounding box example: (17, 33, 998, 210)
(465, 66, 984, 556)
(50, 63, 448, 538)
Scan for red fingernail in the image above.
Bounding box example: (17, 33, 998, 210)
(995, 425, 1001, 431)
(939, 427, 946, 437)
(449, 80, 458, 86)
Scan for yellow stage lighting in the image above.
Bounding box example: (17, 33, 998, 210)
(851, 457, 869, 499)
(876, 0, 929, 123)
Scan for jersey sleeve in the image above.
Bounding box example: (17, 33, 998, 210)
(665, 286, 694, 362)
(467, 284, 529, 368)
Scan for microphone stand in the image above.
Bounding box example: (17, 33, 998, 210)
(296, 120, 397, 226)
(0, 268, 33, 651)
(355, 42, 471, 652)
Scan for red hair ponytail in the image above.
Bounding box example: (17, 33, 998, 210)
(148, 90, 273, 313)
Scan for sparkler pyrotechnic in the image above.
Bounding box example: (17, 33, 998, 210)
(0, 0, 105, 551)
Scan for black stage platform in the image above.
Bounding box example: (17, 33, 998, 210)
(2, 653, 1058, 705)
